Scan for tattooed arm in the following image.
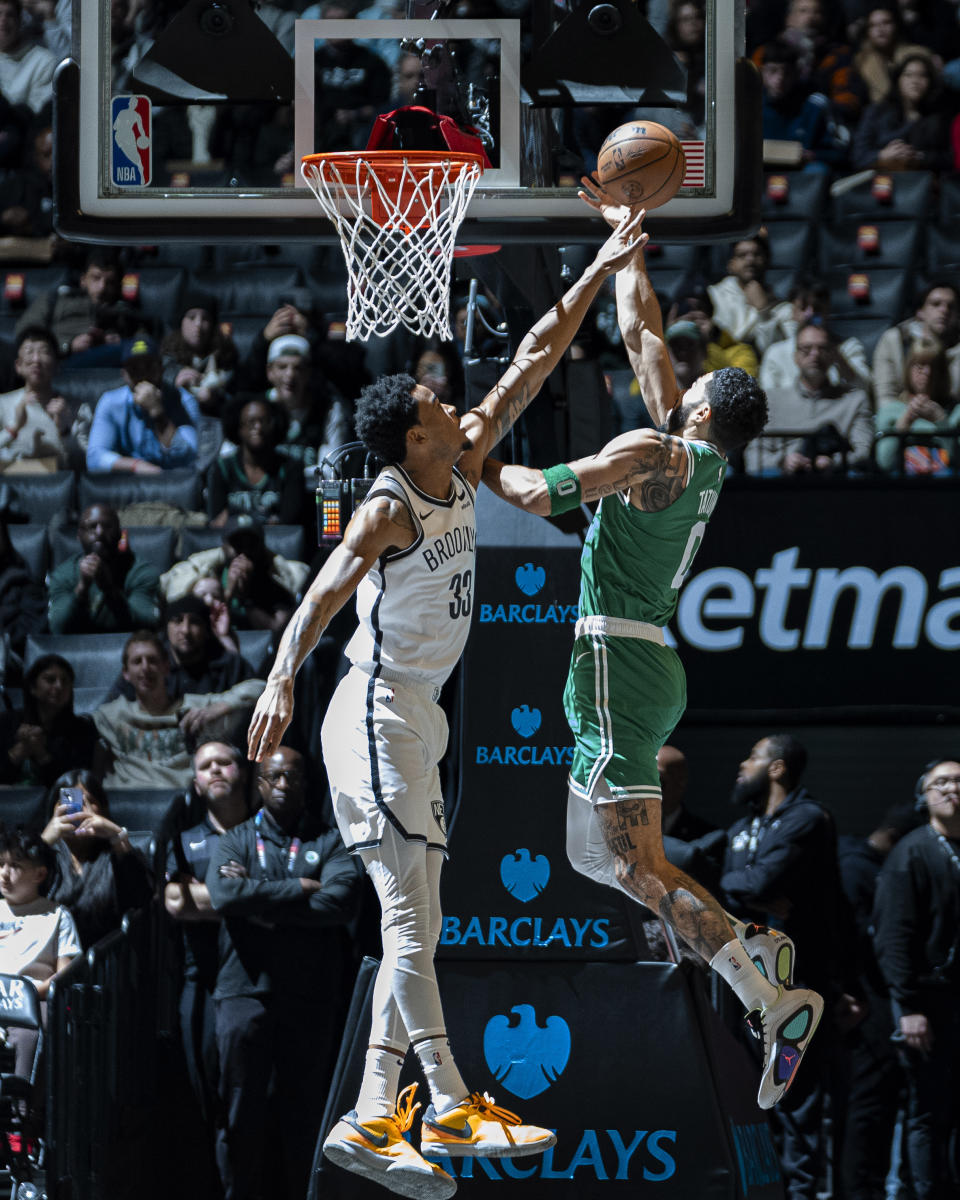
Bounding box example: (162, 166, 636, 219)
(482, 428, 690, 516)
(578, 179, 680, 430)
(456, 211, 646, 488)
(247, 494, 416, 761)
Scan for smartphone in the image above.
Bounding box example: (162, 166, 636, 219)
(60, 786, 84, 815)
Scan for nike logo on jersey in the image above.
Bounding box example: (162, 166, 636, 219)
(418, 509, 432, 521)
(456, 488, 466, 501)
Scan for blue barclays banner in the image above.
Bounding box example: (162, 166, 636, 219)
(314, 959, 784, 1200)
(470, 482, 960, 714)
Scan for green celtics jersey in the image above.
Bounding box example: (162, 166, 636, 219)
(578, 439, 726, 626)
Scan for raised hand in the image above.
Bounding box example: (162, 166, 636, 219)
(593, 209, 649, 276)
(578, 174, 633, 228)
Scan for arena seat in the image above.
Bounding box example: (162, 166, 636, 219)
(825, 267, 910, 322)
(763, 219, 817, 269)
(636, 241, 703, 272)
(938, 172, 960, 223)
(52, 367, 123, 413)
(761, 170, 829, 221)
(219, 314, 264, 363)
(189, 264, 305, 318)
(79, 468, 202, 512)
(1, 264, 70, 315)
(819, 220, 921, 271)
(925, 225, 960, 275)
(8, 525, 48, 582)
(3, 472, 76, 525)
(24, 633, 124, 690)
(827, 313, 892, 361)
(831, 170, 933, 223)
(126, 266, 187, 330)
(51, 525, 176, 575)
(0, 787, 48, 830)
(179, 523, 306, 562)
(236, 629, 273, 674)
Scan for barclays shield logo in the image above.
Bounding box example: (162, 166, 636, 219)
(511, 705, 541, 737)
(515, 562, 546, 596)
(500, 849, 550, 902)
(483, 1004, 571, 1098)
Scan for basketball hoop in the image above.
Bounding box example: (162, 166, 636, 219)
(301, 150, 485, 343)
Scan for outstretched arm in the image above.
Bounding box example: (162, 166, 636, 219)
(580, 180, 681, 429)
(482, 427, 689, 516)
(247, 495, 416, 761)
(456, 211, 647, 487)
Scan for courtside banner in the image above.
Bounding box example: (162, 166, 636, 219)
(314, 960, 784, 1200)
(472, 481, 960, 715)
(447, 497, 644, 961)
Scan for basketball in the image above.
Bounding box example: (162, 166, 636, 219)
(595, 121, 685, 210)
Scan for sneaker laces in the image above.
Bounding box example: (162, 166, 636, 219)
(464, 1092, 522, 1138)
(391, 1083, 422, 1136)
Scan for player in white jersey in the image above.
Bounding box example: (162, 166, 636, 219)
(247, 211, 645, 1200)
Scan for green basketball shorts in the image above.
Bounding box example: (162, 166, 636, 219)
(562, 629, 687, 805)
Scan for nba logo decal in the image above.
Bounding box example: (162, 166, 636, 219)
(111, 96, 151, 186)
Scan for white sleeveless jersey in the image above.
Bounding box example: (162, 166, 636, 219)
(344, 464, 477, 688)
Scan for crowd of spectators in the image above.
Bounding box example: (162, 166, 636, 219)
(0, 0, 957, 1194)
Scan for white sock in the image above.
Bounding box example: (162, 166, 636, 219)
(414, 1036, 468, 1114)
(356, 1045, 406, 1122)
(710, 938, 780, 1011)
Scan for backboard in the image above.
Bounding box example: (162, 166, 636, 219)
(53, 0, 761, 244)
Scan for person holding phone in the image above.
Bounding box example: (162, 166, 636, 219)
(86, 335, 201, 474)
(41, 769, 153, 949)
(47, 503, 160, 635)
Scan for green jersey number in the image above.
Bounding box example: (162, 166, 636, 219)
(670, 521, 707, 590)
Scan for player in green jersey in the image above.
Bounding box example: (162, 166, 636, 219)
(482, 191, 824, 1110)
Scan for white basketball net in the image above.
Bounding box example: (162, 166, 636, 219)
(301, 154, 484, 342)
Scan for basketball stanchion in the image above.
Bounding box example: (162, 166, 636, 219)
(301, 150, 485, 342)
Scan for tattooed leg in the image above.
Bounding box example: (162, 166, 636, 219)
(594, 799, 736, 963)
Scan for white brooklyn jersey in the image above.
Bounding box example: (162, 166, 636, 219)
(344, 464, 477, 688)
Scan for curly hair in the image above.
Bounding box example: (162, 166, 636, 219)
(221, 395, 289, 447)
(705, 367, 769, 452)
(355, 373, 420, 465)
(0, 824, 56, 891)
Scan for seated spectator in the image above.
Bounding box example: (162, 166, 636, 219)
(745, 317, 875, 473)
(851, 53, 951, 170)
(760, 280, 871, 392)
(663, 319, 710, 391)
(0, 326, 66, 469)
(207, 397, 303, 526)
(94, 628, 262, 787)
(0, 0, 56, 114)
(411, 340, 466, 413)
(161, 291, 237, 416)
(47, 503, 160, 634)
(86, 334, 201, 473)
(41, 768, 153, 948)
(313, 3, 391, 150)
(707, 232, 793, 354)
(873, 280, 960, 408)
(0, 485, 45, 660)
(753, 0, 867, 124)
(875, 340, 960, 471)
(667, 284, 760, 375)
(0, 825, 79, 1100)
(207, 745, 362, 1200)
(263, 333, 352, 473)
(761, 38, 851, 171)
(191, 574, 239, 656)
(14, 248, 136, 364)
(165, 740, 252, 1127)
(19, 0, 70, 62)
(237, 299, 317, 393)
(666, 0, 707, 130)
(0, 122, 54, 240)
(854, 5, 933, 103)
(0, 653, 97, 787)
(107, 593, 263, 726)
(162, 521, 306, 635)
